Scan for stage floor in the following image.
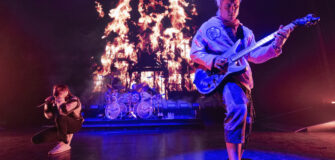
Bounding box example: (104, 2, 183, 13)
(1, 128, 334, 160)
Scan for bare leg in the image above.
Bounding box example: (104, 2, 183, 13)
(67, 134, 73, 145)
(226, 142, 242, 160)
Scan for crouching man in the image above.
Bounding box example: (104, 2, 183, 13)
(32, 85, 84, 155)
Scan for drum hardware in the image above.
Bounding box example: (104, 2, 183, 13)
(104, 81, 168, 120)
(128, 107, 138, 119)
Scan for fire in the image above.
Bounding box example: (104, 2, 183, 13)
(94, 1, 104, 18)
(93, 0, 197, 97)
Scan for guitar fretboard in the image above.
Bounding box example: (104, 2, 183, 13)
(231, 23, 296, 61)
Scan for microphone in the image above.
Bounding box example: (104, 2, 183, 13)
(36, 96, 54, 108)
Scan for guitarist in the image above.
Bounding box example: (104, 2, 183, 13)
(190, 0, 294, 159)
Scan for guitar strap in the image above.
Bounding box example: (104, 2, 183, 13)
(223, 24, 245, 52)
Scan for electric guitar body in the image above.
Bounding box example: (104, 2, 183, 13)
(193, 14, 320, 94)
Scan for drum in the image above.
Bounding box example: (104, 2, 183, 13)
(140, 91, 152, 102)
(105, 90, 118, 104)
(136, 102, 153, 119)
(118, 93, 131, 104)
(105, 102, 128, 120)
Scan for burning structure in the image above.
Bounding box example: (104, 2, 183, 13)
(93, 0, 198, 98)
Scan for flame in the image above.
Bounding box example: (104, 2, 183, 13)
(94, 1, 105, 18)
(93, 0, 197, 97)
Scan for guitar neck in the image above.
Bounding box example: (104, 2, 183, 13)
(231, 23, 296, 62)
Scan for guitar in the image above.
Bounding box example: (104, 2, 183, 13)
(193, 14, 320, 94)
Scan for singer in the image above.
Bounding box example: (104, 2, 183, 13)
(32, 85, 84, 155)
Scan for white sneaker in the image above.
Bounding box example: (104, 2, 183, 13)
(48, 142, 71, 155)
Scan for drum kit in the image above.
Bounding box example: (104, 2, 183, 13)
(104, 80, 165, 120)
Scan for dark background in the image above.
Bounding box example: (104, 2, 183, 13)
(0, 0, 334, 128)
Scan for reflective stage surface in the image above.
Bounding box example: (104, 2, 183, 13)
(1, 128, 334, 160)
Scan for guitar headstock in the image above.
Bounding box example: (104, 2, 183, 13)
(293, 14, 320, 27)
